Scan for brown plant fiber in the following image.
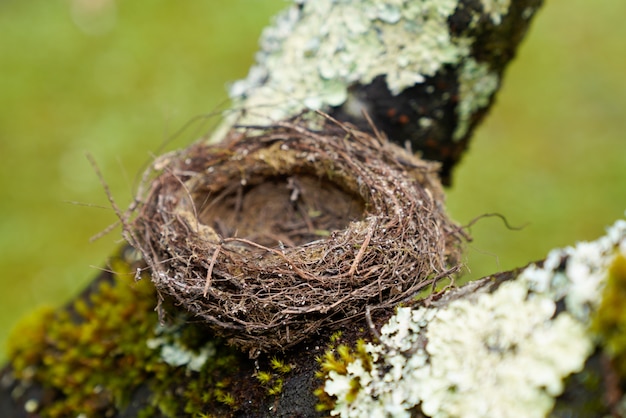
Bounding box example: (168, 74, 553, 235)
(128, 120, 462, 353)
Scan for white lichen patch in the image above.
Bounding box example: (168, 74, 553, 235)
(231, 0, 461, 115)
(521, 219, 626, 321)
(453, 58, 500, 140)
(219, 0, 501, 138)
(419, 284, 590, 418)
(480, 0, 511, 25)
(323, 218, 626, 417)
(147, 337, 215, 372)
(147, 321, 216, 372)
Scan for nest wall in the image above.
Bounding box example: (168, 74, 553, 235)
(128, 121, 462, 353)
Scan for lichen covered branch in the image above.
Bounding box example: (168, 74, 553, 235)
(316, 218, 626, 417)
(223, 0, 543, 182)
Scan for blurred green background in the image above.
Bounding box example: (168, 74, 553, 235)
(1, 0, 625, 360)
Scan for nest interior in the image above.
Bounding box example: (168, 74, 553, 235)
(197, 173, 365, 249)
(128, 121, 462, 353)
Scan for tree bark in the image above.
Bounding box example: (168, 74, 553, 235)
(6, 1, 623, 417)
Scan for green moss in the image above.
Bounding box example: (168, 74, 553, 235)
(314, 337, 372, 412)
(213, 387, 237, 408)
(329, 330, 343, 344)
(270, 356, 293, 374)
(256, 371, 273, 385)
(254, 356, 294, 396)
(591, 253, 626, 377)
(267, 378, 284, 396)
(8, 253, 161, 416)
(7, 248, 244, 417)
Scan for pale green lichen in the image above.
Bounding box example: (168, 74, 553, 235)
(419, 285, 590, 417)
(325, 287, 591, 417)
(230, 0, 461, 112)
(521, 219, 626, 322)
(453, 58, 500, 140)
(480, 0, 511, 25)
(320, 218, 626, 417)
(147, 323, 216, 372)
(219, 0, 504, 141)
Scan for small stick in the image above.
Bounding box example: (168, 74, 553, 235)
(349, 225, 374, 276)
(86, 153, 124, 223)
(204, 246, 221, 297)
(89, 220, 121, 242)
(361, 109, 384, 144)
(365, 305, 381, 341)
(223, 237, 317, 281)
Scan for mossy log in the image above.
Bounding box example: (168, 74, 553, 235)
(6, 1, 625, 417)
(4, 226, 626, 417)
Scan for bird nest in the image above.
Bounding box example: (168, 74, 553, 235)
(127, 120, 463, 353)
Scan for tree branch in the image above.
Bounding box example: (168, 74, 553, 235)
(11, 2, 625, 418)
(221, 0, 543, 183)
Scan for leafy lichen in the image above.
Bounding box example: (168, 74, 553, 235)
(316, 219, 626, 417)
(453, 58, 500, 140)
(221, 0, 502, 142)
(480, 0, 511, 25)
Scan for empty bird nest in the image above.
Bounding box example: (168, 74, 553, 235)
(127, 118, 463, 353)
